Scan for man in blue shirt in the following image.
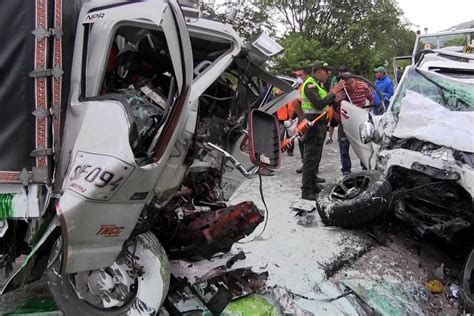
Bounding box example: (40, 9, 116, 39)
(373, 66, 394, 114)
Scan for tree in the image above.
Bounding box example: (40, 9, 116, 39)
(267, 0, 415, 76)
(200, 1, 274, 41)
(199, 0, 416, 77)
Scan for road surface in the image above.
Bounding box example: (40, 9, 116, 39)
(0, 135, 463, 314)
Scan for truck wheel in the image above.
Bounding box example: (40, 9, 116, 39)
(316, 171, 391, 228)
(47, 232, 170, 316)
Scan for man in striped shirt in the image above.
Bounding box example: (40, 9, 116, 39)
(336, 74, 374, 175)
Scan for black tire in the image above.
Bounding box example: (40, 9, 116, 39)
(461, 250, 474, 313)
(316, 171, 391, 228)
(47, 232, 170, 316)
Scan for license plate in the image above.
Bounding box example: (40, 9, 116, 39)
(64, 151, 135, 200)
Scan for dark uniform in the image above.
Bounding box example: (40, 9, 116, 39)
(300, 62, 337, 199)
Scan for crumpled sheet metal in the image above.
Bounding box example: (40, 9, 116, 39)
(393, 91, 474, 153)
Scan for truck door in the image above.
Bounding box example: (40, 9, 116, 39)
(57, 0, 194, 274)
(340, 101, 374, 169)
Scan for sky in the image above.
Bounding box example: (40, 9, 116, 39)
(395, 0, 474, 32)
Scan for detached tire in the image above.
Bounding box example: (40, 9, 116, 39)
(316, 171, 391, 228)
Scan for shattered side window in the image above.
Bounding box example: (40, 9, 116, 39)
(392, 67, 474, 113)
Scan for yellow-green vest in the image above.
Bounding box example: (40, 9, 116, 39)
(301, 76, 329, 113)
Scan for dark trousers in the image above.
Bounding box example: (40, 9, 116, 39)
(338, 125, 351, 174)
(298, 139, 305, 161)
(338, 125, 367, 174)
(302, 115, 327, 193)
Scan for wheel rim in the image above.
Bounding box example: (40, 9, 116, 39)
(49, 237, 140, 311)
(330, 175, 372, 200)
(69, 261, 138, 309)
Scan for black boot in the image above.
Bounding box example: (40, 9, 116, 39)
(315, 176, 326, 183)
(301, 190, 317, 201)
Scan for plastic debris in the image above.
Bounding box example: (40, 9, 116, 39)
(447, 283, 460, 299)
(222, 294, 277, 316)
(426, 279, 444, 294)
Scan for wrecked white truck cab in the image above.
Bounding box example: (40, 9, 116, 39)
(0, 0, 294, 313)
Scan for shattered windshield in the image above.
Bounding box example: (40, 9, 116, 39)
(392, 67, 474, 112)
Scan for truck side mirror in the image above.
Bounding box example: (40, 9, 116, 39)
(248, 110, 280, 170)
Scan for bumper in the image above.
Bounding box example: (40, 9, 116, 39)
(378, 148, 474, 198)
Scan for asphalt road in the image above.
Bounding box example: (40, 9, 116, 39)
(0, 133, 464, 314)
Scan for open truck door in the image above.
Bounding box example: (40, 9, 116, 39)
(340, 101, 374, 169)
(340, 74, 387, 170)
(56, 0, 193, 274)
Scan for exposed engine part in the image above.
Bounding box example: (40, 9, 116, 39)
(389, 167, 473, 242)
(204, 142, 258, 179)
(153, 201, 264, 260)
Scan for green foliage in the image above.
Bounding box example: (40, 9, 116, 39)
(200, 1, 273, 41)
(271, 0, 416, 76)
(200, 0, 416, 76)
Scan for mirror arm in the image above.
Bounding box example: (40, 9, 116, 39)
(203, 142, 258, 179)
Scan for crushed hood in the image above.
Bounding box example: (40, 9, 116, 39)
(393, 91, 474, 153)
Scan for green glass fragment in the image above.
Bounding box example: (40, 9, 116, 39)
(0, 194, 14, 219)
(222, 295, 277, 316)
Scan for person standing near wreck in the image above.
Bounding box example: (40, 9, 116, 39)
(326, 65, 348, 145)
(373, 66, 394, 114)
(293, 61, 345, 201)
(293, 66, 312, 174)
(337, 74, 374, 175)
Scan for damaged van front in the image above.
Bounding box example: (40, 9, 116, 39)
(317, 48, 474, 242)
(375, 65, 474, 240)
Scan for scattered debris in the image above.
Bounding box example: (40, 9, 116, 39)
(226, 251, 246, 268)
(164, 267, 269, 314)
(426, 279, 444, 294)
(297, 215, 318, 228)
(271, 287, 314, 315)
(290, 200, 316, 216)
(199, 268, 269, 299)
(446, 283, 460, 300)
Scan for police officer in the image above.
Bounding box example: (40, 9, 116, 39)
(294, 61, 345, 201)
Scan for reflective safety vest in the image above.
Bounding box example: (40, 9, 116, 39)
(301, 76, 329, 114)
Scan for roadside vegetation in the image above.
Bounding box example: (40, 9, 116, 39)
(201, 0, 416, 77)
